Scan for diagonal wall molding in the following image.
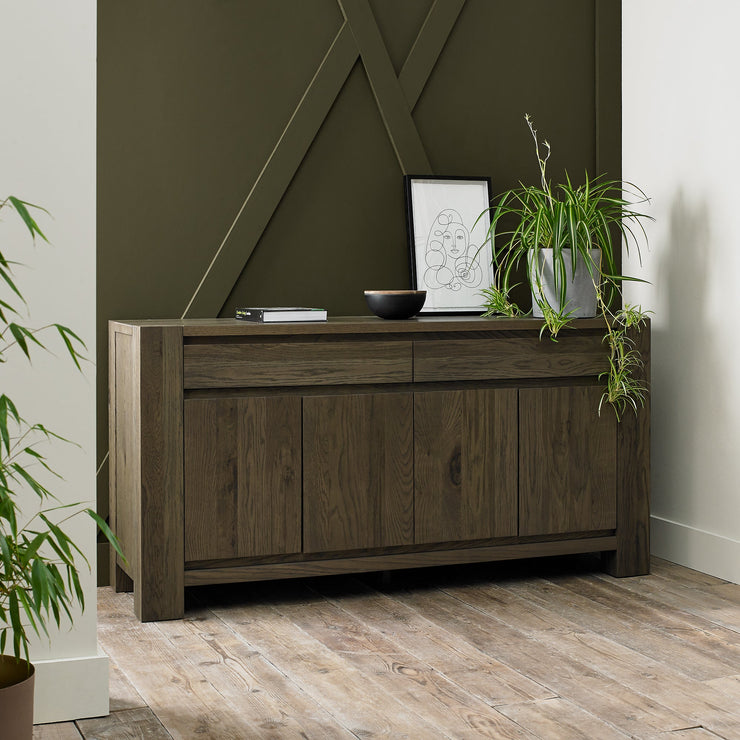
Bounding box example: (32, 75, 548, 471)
(339, 0, 431, 174)
(399, 0, 466, 110)
(181, 22, 358, 318)
(182, 0, 465, 319)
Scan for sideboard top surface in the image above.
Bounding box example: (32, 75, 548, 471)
(110, 315, 612, 337)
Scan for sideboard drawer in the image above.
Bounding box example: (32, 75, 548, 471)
(413, 334, 608, 382)
(184, 340, 412, 388)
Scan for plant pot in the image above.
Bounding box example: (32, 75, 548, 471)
(0, 656, 35, 739)
(529, 248, 601, 318)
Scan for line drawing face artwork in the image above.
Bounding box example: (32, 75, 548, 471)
(423, 208, 483, 292)
(405, 176, 494, 312)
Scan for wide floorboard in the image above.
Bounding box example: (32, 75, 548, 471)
(35, 556, 740, 739)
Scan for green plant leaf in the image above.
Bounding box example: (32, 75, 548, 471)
(11, 463, 51, 499)
(55, 324, 86, 370)
(8, 590, 25, 661)
(7, 196, 49, 243)
(0, 534, 12, 573)
(0, 263, 26, 305)
(8, 323, 45, 359)
(17, 587, 43, 639)
(86, 509, 126, 563)
(20, 531, 48, 569)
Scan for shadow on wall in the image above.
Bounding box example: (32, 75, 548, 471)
(652, 188, 719, 524)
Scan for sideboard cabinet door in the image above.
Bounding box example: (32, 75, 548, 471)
(184, 396, 301, 562)
(303, 393, 414, 553)
(414, 389, 518, 544)
(519, 385, 617, 536)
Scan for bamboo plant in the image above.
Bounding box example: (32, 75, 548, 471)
(481, 116, 653, 418)
(0, 195, 123, 665)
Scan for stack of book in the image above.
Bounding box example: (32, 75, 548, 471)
(235, 307, 327, 323)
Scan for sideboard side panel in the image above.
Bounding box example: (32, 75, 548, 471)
(136, 325, 184, 621)
(109, 324, 137, 593)
(604, 324, 651, 576)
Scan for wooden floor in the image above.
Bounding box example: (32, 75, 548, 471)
(34, 556, 740, 739)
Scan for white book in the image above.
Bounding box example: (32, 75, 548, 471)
(235, 307, 327, 323)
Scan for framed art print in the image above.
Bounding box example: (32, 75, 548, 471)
(404, 175, 494, 313)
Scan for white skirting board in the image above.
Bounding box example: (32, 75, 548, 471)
(651, 515, 740, 585)
(32, 652, 109, 724)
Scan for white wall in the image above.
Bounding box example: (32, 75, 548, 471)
(0, 1, 108, 722)
(623, 1, 740, 583)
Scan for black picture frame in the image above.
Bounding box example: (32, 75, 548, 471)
(404, 175, 494, 313)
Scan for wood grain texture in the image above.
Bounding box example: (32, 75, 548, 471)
(413, 333, 609, 382)
(604, 323, 651, 576)
(184, 397, 237, 562)
(183, 339, 412, 388)
(153, 612, 351, 738)
(519, 385, 617, 536)
(312, 576, 557, 708)
(399, 577, 727, 737)
(96, 556, 740, 738)
(553, 574, 740, 681)
(493, 574, 740, 737)
(497, 697, 629, 739)
(254, 580, 534, 738)
(75, 708, 172, 739)
(415, 388, 517, 544)
(136, 326, 184, 621)
(184, 537, 617, 586)
(434, 577, 693, 737)
(97, 591, 264, 739)
(303, 392, 414, 552)
(109, 326, 138, 588)
(184, 396, 301, 562)
(109, 316, 649, 620)
(109, 657, 147, 713)
(117, 315, 609, 336)
(32, 724, 83, 740)
(206, 592, 445, 737)
(107, 323, 118, 588)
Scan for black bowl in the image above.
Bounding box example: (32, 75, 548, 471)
(364, 290, 426, 320)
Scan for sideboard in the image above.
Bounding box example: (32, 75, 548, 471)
(108, 316, 650, 621)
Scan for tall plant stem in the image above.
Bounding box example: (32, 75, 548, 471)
(525, 114, 553, 206)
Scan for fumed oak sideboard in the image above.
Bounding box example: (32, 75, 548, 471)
(108, 316, 650, 622)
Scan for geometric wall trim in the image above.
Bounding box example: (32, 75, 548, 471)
(183, 0, 465, 318)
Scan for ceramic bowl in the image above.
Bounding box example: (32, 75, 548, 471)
(364, 290, 426, 320)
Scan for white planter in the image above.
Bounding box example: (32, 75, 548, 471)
(529, 248, 601, 318)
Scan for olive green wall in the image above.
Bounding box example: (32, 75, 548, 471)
(97, 0, 621, 579)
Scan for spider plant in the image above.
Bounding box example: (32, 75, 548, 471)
(480, 115, 653, 417)
(480, 285, 521, 318)
(598, 303, 651, 420)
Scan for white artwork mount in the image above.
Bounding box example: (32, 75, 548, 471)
(404, 176, 494, 313)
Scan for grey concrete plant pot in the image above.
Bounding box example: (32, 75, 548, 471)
(529, 248, 601, 318)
